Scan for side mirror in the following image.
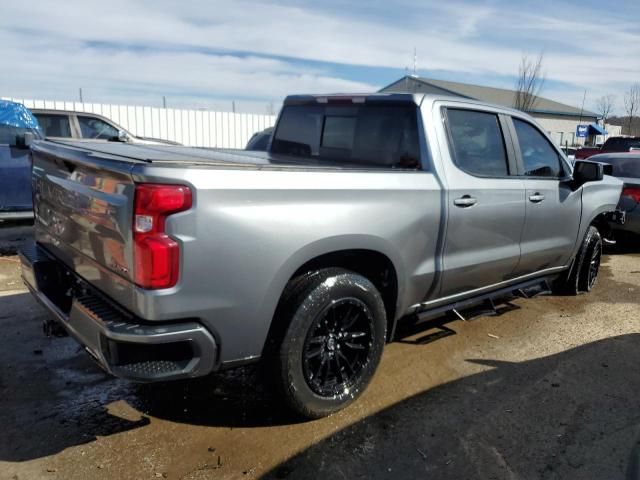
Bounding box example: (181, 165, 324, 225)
(573, 160, 604, 187)
(117, 130, 131, 143)
(14, 132, 35, 149)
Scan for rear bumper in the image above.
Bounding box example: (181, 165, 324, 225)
(20, 242, 217, 382)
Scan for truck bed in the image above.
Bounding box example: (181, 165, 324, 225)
(42, 140, 390, 170)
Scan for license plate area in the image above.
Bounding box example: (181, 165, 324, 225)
(35, 259, 76, 316)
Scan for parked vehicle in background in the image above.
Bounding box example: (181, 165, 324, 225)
(561, 146, 577, 163)
(31, 110, 180, 145)
(245, 126, 273, 151)
(576, 136, 640, 160)
(21, 93, 623, 419)
(591, 152, 640, 240)
(0, 100, 42, 222)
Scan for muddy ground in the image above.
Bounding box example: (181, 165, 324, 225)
(1, 225, 639, 480)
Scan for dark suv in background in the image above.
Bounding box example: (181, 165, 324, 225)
(0, 101, 42, 221)
(576, 136, 640, 160)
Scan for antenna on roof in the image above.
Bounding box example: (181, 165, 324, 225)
(411, 47, 418, 77)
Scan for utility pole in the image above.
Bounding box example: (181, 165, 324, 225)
(162, 96, 167, 108)
(577, 89, 587, 144)
(232, 101, 236, 113)
(412, 47, 417, 77)
(79, 87, 83, 103)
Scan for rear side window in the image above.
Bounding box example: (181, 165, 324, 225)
(513, 119, 564, 178)
(272, 104, 421, 169)
(446, 109, 509, 177)
(34, 114, 72, 138)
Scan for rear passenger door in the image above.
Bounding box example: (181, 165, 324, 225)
(509, 117, 581, 275)
(438, 107, 525, 298)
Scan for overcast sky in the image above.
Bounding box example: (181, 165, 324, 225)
(1, 0, 638, 114)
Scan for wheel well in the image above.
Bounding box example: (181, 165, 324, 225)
(590, 212, 612, 241)
(291, 249, 398, 326)
(263, 250, 399, 357)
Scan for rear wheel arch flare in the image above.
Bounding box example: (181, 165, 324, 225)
(264, 249, 400, 357)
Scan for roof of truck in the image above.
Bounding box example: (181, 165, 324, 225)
(283, 92, 531, 117)
(283, 92, 425, 106)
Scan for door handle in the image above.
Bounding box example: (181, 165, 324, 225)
(454, 195, 478, 207)
(528, 193, 545, 203)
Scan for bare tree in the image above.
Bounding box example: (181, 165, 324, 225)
(595, 95, 615, 124)
(624, 84, 640, 135)
(514, 53, 545, 112)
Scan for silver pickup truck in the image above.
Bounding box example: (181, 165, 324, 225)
(21, 93, 622, 418)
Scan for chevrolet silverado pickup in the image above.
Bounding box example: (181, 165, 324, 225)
(21, 93, 623, 418)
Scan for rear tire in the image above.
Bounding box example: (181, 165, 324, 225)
(272, 268, 387, 419)
(555, 225, 602, 295)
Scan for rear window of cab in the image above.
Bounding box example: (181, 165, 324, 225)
(272, 104, 421, 169)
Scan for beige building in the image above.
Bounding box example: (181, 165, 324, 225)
(380, 76, 604, 147)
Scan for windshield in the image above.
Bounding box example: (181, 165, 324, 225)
(272, 104, 421, 169)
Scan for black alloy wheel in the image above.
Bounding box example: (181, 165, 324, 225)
(587, 240, 602, 290)
(271, 268, 387, 419)
(302, 298, 374, 397)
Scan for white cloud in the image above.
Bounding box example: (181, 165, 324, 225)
(0, 0, 638, 113)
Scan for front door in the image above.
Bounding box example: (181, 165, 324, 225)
(510, 118, 581, 275)
(438, 107, 525, 299)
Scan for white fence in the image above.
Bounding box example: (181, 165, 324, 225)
(2, 97, 277, 149)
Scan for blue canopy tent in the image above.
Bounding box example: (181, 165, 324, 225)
(587, 123, 607, 136)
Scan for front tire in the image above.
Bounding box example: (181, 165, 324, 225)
(273, 268, 387, 419)
(555, 225, 602, 295)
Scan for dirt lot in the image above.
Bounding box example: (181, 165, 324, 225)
(1, 225, 639, 480)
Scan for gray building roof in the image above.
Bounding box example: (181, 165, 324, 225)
(380, 76, 598, 119)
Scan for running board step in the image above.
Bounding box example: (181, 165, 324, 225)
(410, 278, 552, 326)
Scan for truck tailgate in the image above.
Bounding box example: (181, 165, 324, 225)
(31, 141, 137, 296)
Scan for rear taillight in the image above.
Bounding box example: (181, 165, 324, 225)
(133, 183, 192, 289)
(622, 186, 640, 204)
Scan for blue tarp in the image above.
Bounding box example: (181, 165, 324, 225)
(0, 100, 41, 130)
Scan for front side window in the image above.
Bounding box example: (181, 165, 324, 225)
(513, 118, 564, 178)
(272, 104, 421, 169)
(34, 114, 72, 138)
(77, 116, 119, 140)
(446, 109, 509, 177)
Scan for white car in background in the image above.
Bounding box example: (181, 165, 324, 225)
(31, 109, 180, 145)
